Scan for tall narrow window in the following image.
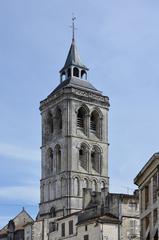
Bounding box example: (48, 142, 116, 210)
(90, 114, 97, 132)
(74, 177, 80, 196)
(130, 220, 136, 236)
(61, 223, 65, 237)
(83, 178, 88, 189)
(92, 180, 97, 192)
(101, 181, 105, 189)
(69, 220, 73, 235)
(61, 177, 67, 196)
(145, 184, 149, 210)
(46, 148, 53, 176)
(77, 107, 85, 129)
(56, 108, 62, 130)
(50, 207, 56, 218)
(91, 146, 101, 173)
(47, 112, 53, 134)
(55, 145, 61, 173)
(153, 209, 158, 226)
(90, 110, 101, 138)
(153, 173, 158, 203)
(145, 214, 150, 231)
(79, 144, 88, 171)
(48, 182, 51, 201)
(49, 149, 53, 173)
(41, 184, 44, 202)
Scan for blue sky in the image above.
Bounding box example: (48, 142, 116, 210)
(0, 0, 159, 228)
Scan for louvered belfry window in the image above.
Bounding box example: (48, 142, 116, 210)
(90, 114, 96, 131)
(77, 108, 84, 128)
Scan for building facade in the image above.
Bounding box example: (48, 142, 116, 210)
(28, 190, 139, 240)
(134, 152, 159, 240)
(108, 193, 140, 240)
(0, 209, 33, 240)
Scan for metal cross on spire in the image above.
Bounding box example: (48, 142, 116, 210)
(70, 14, 77, 41)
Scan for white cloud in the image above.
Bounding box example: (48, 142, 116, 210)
(0, 143, 40, 161)
(0, 186, 39, 204)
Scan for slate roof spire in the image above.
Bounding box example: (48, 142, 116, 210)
(60, 17, 89, 82)
(62, 38, 88, 70)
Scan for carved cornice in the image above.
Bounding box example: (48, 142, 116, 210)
(40, 86, 110, 111)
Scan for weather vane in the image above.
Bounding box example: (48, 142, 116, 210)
(70, 14, 77, 41)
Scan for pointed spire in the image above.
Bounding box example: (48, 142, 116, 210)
(60, 16, 88, 73)
(59, 17, 89, 83)
(63, 39, 88, 70)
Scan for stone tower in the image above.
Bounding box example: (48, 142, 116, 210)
(39, 34, 110, 219)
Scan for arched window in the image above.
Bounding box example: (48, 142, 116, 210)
(47, 112, 53, 134)
(50, 182, 54, 200)
(101, 181, 105, 189)
(67, 68, 71, 78)
(44, 184, 47, 202)
(54, 181, 56, 198)
(49, 149, 54, 173)
(73, 67, 79, 77)
(83, 178, 88, 189)
(48, 182, 51, 201)
(74, 177, 80, 196)
(41, 184, 44, 202)
(50, 207, 56, 218)
(61, 177, 67, 196)
(46, 148, 53, 176)
(92, 180, 97, 192)
(81, 70, 87, 80)
(91, 146, 101, 173)
(55, 108, 62, 130)
(61, 71, 66, 82)
(77, 107, 87, 131)
(55, 145, 61, 173)
(79, 144, 88, 171)
(90, 110, 100, 137)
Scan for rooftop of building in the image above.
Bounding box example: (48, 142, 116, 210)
(49, 77, 100, 97)
(134, 152, 159, 186)
(77, 211, 120, 225)
(0, 208, 34, 236)
(109, 191, 139, 199)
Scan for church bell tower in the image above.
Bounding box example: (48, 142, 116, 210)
(39, 20, 110, 218)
